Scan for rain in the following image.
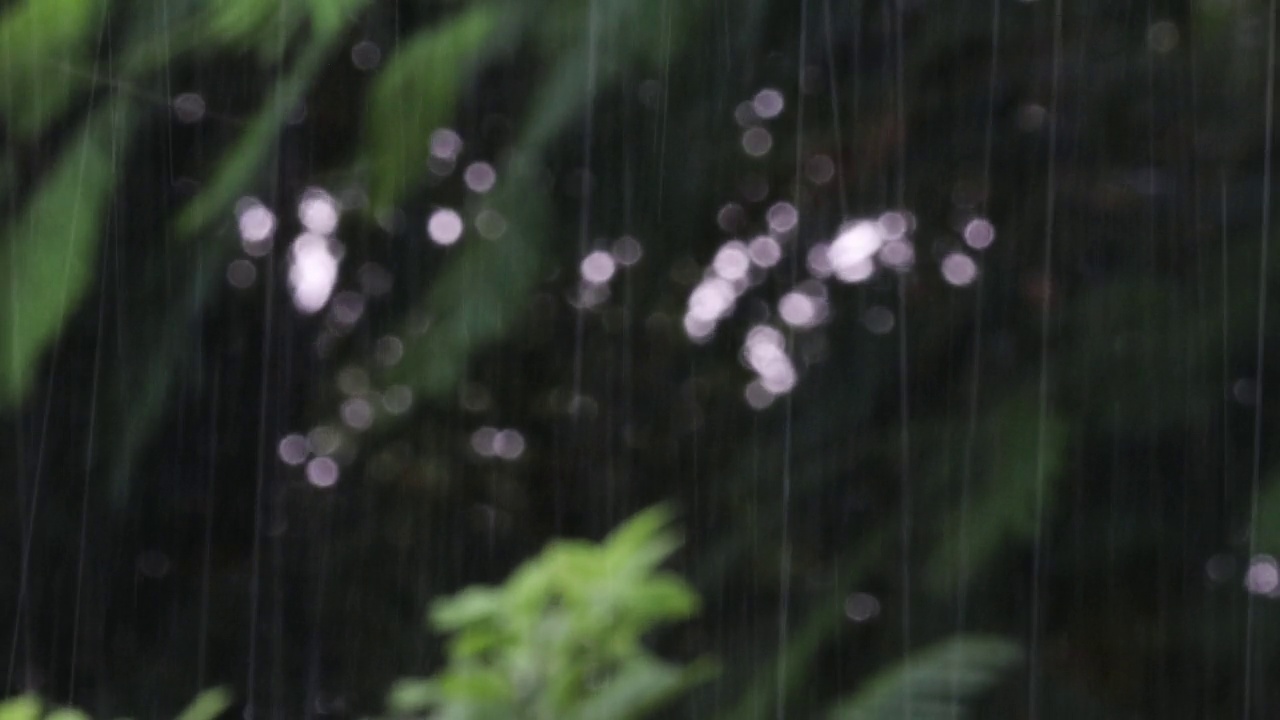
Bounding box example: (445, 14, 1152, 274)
(0, 0, 1277, 718)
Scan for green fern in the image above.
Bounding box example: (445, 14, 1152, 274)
(825, 636, 1022, 720)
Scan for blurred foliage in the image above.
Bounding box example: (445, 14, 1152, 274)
(0, 688, 229, 720)
(383, 506, 714, 719)
(826, 635, 1022, 720)
(1, 0, 1279, 717)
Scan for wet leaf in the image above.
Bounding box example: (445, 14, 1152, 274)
(574, 656, 717, 720)
(173, 688, 234, 720)
(922, 387, 1069, 594)
(826, 635, 1021, 720)
(366, 4, 506, 209)
(0, 696, 39, 720)
(0, 0, 106, 140)
(45, 709, 89, 720)
(0, 100, 130, 407)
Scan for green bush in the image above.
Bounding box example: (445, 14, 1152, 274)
(383, 506, 715, 719)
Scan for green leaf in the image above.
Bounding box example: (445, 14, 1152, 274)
(0, 695, 39, 720)
(0, 99, 130, 407)
(173, 687, 234, 720)
(0, 0, 106, 139)
(573, 656, 716, 720)
(45, 709, 89, 720)
(622, 574, 700, 623)
(437, 667, 512, 703)
(380, 165, 550, 399)
(366, 4, 505, 209)
(386, 677, 442, 714)
(602, 505, 682, 573)
(176, 9, 362, 239)
(431, 586, 505, 630)
(922, 387, 1068, 595)
(307, 0, 368, 37)
(203, 0, 366, 61)
(1252, 470, 1280, 555)
(826, 635, 1022, 720)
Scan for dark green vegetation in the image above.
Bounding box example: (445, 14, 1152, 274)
(2, 0, 1280, 717)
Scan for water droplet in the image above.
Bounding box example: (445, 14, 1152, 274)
(340, 398, 375, 431)
(717, 203, 747, 233)
(475, 209, 507, 239)
(767, 202, 798, 234)
(744, 380, 775, 409)
(742, 127, 773, 157)
(963, 218, 996, 250)
(493, 429, 526, 460)
(329, 291, 365, 327)
(463, 162, 497, 193)
(713, 241, 752, 281)
(878, 238, 916, 270)
(351, 40, 382, 70)
(752, 88, 785, 119)
(940, 252, 979, 286)
(237, 200, 276, 252)
(1233, 378, 1259, 405)
(307, 425, 342, 456)
(748, 236, 782, 268)
(430, 128, 464, 160)
(862, 306, 895, 334)
(829, 221, 883, 281)
(173, 93, 205, 123)
(877, 211, 909, 240)
(226, 259, 257, 289)
(1206, 553, 1236, 583)
(778, 292, 822, 329)
(844, 592, 880, 622)
(804, 155, 835, 185)
(383, 385, 413, 415)
(471, 427, 498, 457)
(683, 313, 716, 342)
(427, 209, 464, 245)
(611, 235, 643, 266)
(298, 188, 339, 235)
(306, 457, 340, 488)
(1148, 20, 1180, 53)
(688, 277, 737, 322)
(278, 434, 310, 466)
(1245, 555, 1279, 595)
(288, 233, 341, 314)
(581, 251, 617, 284)
(807, 243, 833, 278)
(375, 335, 404, 367)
